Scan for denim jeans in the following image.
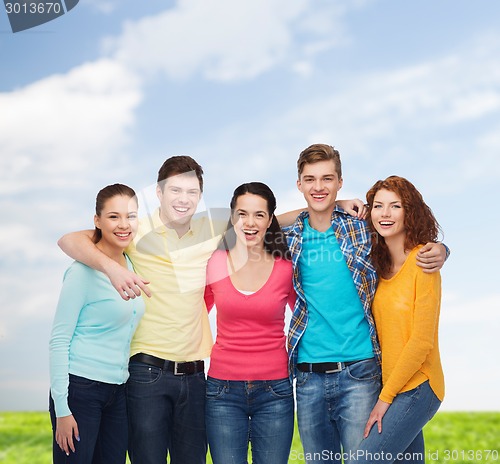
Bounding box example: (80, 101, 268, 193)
(205, 377, 294, 464)
(126, 360, 207, 464)
(49, 374, 128, 464)
(296, 358, 381, 464)
(356, 381, 441, 464)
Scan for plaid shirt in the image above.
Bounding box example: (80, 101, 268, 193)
(282, 206, 381, 380)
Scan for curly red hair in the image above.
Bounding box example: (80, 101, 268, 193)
(366, 176, 441, 277)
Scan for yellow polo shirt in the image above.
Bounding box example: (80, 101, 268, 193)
(127, 208, 227, 362)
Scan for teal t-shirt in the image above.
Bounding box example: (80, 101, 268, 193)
(297, 218, 373, 363)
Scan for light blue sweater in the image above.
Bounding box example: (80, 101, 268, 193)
(49, 257, 145, 417)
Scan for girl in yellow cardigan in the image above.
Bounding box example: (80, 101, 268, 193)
(357, 176, 444, 464)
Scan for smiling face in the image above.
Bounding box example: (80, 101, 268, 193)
(231, 193, 272, 250)
(94, 194, 138, 250)
(371, 188, 406, 242)
(156, 172, 202, 233)
(297, 160, 343, 216)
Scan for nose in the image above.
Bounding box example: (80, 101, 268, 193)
(381, 206, 391, 217)
(118, 217, 129, 228)
(178, 191, 189, 203)
(313, 179, 323, 191)
(245, 215, 256, 227)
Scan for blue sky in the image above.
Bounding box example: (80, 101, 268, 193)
(1, 0, 499, 411)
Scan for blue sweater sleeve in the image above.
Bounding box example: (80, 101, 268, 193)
(49, 263, 88, 418)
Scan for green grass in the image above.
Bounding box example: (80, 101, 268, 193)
(0, 411, 498, 463)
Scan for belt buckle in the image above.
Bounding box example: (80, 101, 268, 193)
(324, 362, 342, 374)
(173, 362, 185, 376)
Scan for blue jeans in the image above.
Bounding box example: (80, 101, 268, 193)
(296, 358, 381, 464)
(356, 381, 441, 464)
(126, 360, 207, 464)
(205, 377, 294, 464)
(49, 374, 128, 464)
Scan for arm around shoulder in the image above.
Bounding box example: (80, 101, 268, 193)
(416, 242, 449, 274)
(57, 229, 151, 300)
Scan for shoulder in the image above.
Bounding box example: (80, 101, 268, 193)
(206, 249, 228, 282)
(282, 211, 308, 236)
(191, 213, 228, 238)
(408, 245, 441, 280)
(63, 261, 94, 280)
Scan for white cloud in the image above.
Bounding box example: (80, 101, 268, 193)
(0, 59, 142, 194)
(106, 0, 360, 82)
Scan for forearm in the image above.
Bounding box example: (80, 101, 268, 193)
(58, 230, 116, 274)
(276, 208, 305, 227)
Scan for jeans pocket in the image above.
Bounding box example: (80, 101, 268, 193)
(128, 362, 162, 385)
(346, 358, 381, 381)
(268, 379, 293, 398)
(206, 378, 226, 399)
(295, 370, 310, 388)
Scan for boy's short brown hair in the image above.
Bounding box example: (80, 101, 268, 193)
(297, 144, 342, 180)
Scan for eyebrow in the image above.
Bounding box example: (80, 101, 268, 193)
(373, 200, 401, 204)
(303, 174, 335, 179)
(235, 209, 267, 214)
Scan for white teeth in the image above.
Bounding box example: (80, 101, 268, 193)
(380, 222, 394, 226)
(243, 230, 257, 235)
(174, 207, 188, 212)
(115, 233, 130, 237)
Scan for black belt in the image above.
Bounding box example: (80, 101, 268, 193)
(297, 359, 372, 374)
(130, 353, 204, 376)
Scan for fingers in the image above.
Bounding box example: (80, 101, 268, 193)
(117, 278, 151, 300)
(56, 433, 71, 456)
(71, 424, 80, 453)
(136, 278, 152, 298)
(358, 204, 368, 220)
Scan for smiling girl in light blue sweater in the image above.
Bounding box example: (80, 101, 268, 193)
(49, 184, 145, 464)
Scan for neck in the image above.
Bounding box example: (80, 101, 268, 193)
(228, 242, 270, 270)
(384, 234, 408, 274)
(96, 241, 126, 266)
(159, 209, 191, 238)
(307, 207, 334, 232)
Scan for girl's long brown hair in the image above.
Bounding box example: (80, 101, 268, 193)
(366, 176, 441, 277)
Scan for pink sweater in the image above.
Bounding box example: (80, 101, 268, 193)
(204, 250, 296, 381)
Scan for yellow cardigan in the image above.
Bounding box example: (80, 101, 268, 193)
(373, 245, 444, 403)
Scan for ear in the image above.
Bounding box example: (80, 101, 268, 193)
(156, 184, 163, 202)
(94, 214, 100, 229)
(338, 177, 343, 191)
(297, 178, 303, 193)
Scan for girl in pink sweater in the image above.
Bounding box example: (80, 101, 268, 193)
(204, 182, 296, 464)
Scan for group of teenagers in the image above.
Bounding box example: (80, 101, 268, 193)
(49, 143, 447, 464)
